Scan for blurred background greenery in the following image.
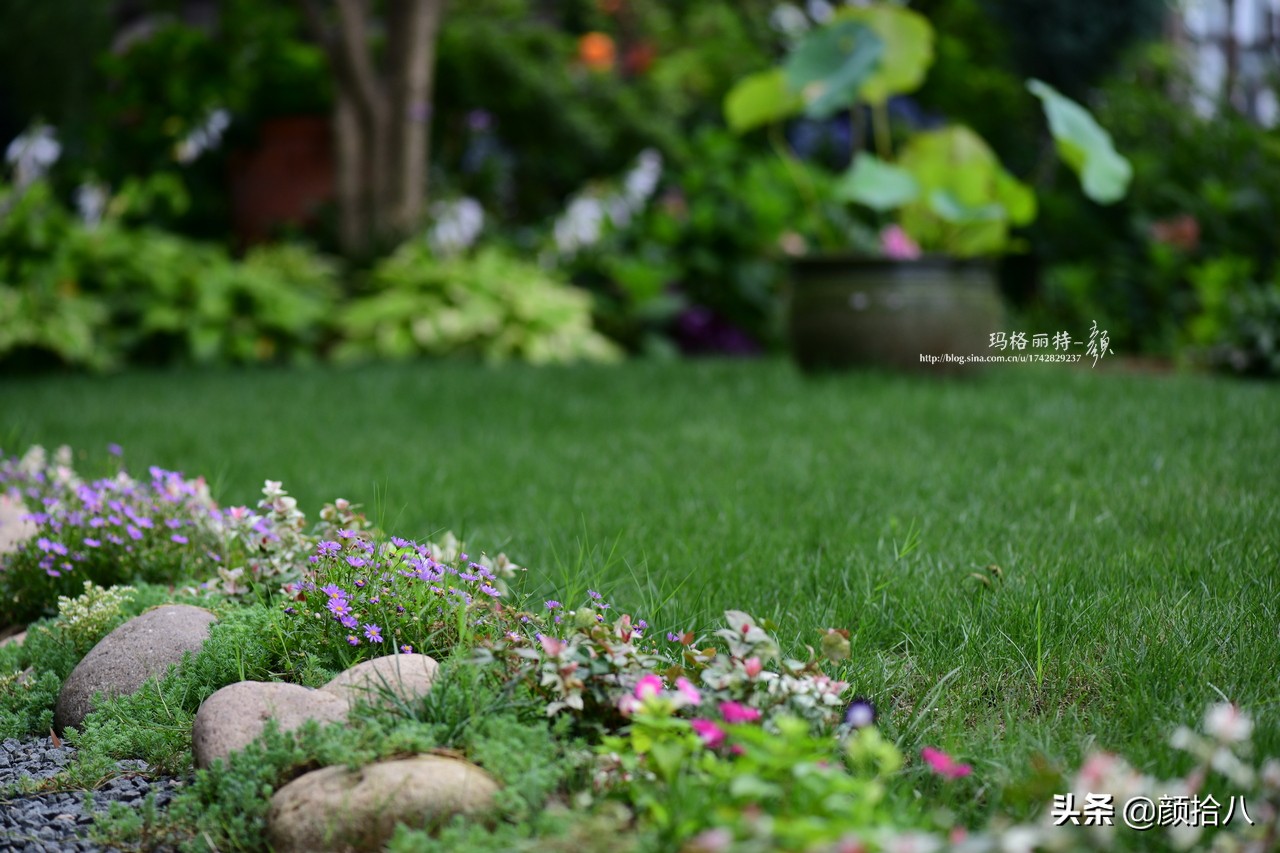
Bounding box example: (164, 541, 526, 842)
(1, 0, 1277, 376)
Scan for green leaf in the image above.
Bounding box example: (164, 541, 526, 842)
(835, 5, 934, 105)
(1027, 79, 1132, 205)
(783, 19, 883, 120)
(928, 190, 1005, 224)
(897, 125, 1037, 256)
(835, 154, 919, 210)
(724, 69, 803, 134)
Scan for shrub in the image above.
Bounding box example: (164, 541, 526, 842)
(336, 245, 621, 365)
(0, 446, 354, 626)
(0, 446, 226, 625)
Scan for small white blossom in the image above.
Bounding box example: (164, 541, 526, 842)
(553, 149, 662, 257)
(554, 195, 607, 255)
(5, 124, 61, 188)
(807, 0, 835, 23)
(75, 183, 109, 229)
(623, 148, 662, 205)
(1204, 702, 1253, 743)
(770, 3, 811, 37)
(427, 197, 485, 256)
(175, 109, 230, 164)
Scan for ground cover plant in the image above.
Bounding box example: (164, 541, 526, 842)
(0, 361, 1276, 851)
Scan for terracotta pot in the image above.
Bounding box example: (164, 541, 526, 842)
(787, 255, 1004, 373)
(229, 115, 334, 246)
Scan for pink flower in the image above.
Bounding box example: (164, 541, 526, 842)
(719, 701, 761, 724)
(635, 674, 664, 700)
(676, 677, 701, 706)
(537, 634, 566, 657)
(880, 224, 922, 260)
(743, 657, 763, 678)
(921, 746, 972, 779)
(690, 719, 726, 749)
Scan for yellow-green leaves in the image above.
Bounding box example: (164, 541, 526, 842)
(723, 69, 803, 134)
(724, 20, 882, 132)
(1028, 79, 1132, 205)
(834, 4, 935, 106)
(783, 19, 883, 120)
(896, 126, 1036, 257)
(835, 154, 919, 210)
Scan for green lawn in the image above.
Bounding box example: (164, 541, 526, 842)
(2, 360, 1276, 817)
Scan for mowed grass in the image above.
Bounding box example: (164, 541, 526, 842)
(1, 360, 1276, 816)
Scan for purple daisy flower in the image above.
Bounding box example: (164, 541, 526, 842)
(363, 624, 383, 643)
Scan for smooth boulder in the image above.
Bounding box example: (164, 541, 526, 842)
(54, 605, 217, 732)
(267, 755, 499, 853)
(192, 681, 349, 769)
(319, 653, 439, 710)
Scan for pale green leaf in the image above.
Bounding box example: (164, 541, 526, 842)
(1027, 78, 1132, 205)
(724, 69, 803, 134)
(835, 154, 919, 210)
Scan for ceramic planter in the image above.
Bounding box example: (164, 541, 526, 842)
(787, 255, 1003, 372)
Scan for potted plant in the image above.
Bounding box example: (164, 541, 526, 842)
(723, 5, 1132, 371)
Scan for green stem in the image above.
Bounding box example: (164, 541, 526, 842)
(768, 124, 841, 249)
(872, 101, 893, 161)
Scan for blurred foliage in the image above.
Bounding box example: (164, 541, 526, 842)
(909, 0, 1037, 174)
(0, 0, 114, 155)
(978, 0, 1169, 99)
(0, 177, 339, 371)
(557, 129, 870, 354)
(336, 244, 622, 365)
(432, 0, 778, 224)
(1185, 256, 1280, 378)
(1022, 46, 1280, 374)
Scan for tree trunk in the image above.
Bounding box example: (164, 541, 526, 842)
(385, 0, 446, 236)
(299, 0, 447, 254)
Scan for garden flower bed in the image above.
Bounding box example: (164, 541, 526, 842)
(0, 443, 1276, 853)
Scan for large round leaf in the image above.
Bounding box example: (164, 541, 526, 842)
(1028, 79, 1132, 205)
(897, 125, 1036, 256)
(723, 69, 805, 134)
(834, 4, 934, 106)
(783, 19, 883, 120)
(835, 153, 919, 210)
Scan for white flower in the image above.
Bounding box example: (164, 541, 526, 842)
(175, 109, 231, 164)
(999, 826, 1042, 853)
(623, 148, 662, 204)
(427, 197, 485, 255)
(76, 183, 109, 229)
(1204, 702, 1253, 743)
(554, 196, 606, 255)
(5, 124, 61, 188)
(770, 3, 810, 37)
(807, 0, 835, 22)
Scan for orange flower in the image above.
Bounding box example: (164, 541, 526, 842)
(578, 32, 616, 71)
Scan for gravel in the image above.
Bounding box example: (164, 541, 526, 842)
(0, 736, 184, 853)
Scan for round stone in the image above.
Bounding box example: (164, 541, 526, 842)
(54, 605, 217, 733)
(267, 755, 499, 853)
(319, 653, 439, 710)
(192, 681, 349, 769)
